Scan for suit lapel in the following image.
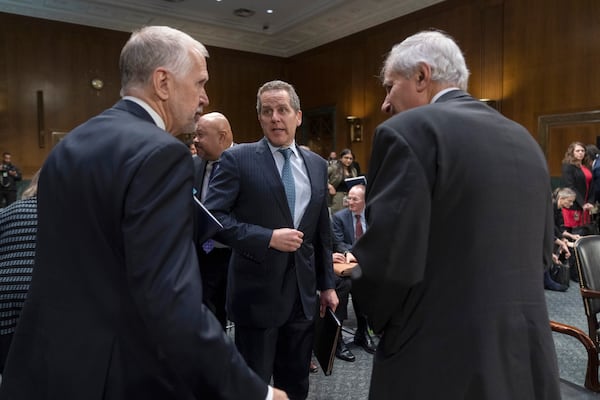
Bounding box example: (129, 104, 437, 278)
(297, 147, 317, 231)
(257, 138, 292, 222)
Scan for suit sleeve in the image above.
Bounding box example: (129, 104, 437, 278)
(204, 149, 273, 263)
(352, 125, 432, 333)
(331, 213, 351, 253)
(122, 142, 266, 399)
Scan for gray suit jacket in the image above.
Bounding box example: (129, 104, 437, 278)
(205, 137, 335, 328)
(353, 91, 560, 399)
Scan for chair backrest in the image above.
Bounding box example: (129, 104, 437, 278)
(575, 235, 600, 316)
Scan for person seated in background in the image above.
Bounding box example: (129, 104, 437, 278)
(330, 184, 377, 358)
(554, 187, 581, 245)
(553, 187, 584, 285)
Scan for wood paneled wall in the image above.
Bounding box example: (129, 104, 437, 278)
(0, 13, 285, 177)
(289, 0, 600, 176)
(2, 0, 600, 177)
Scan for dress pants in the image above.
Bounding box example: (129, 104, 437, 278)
(197, 247, 230, 329)
(334, 276, 366, 322)
(234, 290, 314, 400)
(333, 276, 352, 321)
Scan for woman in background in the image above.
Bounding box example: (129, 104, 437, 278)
(561, 141, 595, 233)
(0, 170, 39, 372)
(327, 148, 357, 213)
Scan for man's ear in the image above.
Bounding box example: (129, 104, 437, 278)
(415, 63, 431, 92)
(153, 68, 170, 101)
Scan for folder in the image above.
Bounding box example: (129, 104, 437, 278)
(193, 195, 223, 244)
(344, 175, 367, 190)
(313, 306, 341, 376)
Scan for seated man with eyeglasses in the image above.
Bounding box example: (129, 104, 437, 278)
(331, 184, 377, 361)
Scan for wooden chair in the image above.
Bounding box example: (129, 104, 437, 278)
(574, 235, 600, 344)
(550, 321, 599, 391)
(550, 234, 600, 391)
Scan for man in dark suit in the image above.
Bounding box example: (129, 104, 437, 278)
(351, 30, 561, 399)
(330, 184, 376, 361)
(205, 80, 338, 399)
(193, 111, 234, 329)
(0, 26, 287, 400)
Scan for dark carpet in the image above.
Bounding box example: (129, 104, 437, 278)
(304, 283, 600, 399)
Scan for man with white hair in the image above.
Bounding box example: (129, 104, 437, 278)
(352, 30, 560, 399)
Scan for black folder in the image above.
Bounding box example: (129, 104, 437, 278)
(193, 196, 223, 244)
(344, 176, 367, 190)
(313, 306, 341, 376)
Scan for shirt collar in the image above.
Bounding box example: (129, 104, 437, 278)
(122, 96, 166, 130)
(430, 87, 460, 104)
(267, 139, 298, 158)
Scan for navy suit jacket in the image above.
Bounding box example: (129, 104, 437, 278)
(331, 208, 365, 253)
(205, 137, 335, 328)
(0, 100, 265, 400)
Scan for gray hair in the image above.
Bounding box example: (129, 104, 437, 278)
(381, 30, 470, 91)
(119, 26, 208, 95)
(256, 80, 301, 114)
(555, 187, 577, 200)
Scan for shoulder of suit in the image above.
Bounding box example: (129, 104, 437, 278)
(332, 207, 350, 219)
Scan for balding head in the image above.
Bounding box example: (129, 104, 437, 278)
(347, 184, 366, 214)
(194, 112, 234, 161)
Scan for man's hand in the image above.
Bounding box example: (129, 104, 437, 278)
(332, 252, 346, 263)
(272, 388, 289, 400)
(269, 228, 303, 252)
(319, 288, 339, 317)
(345, 252, 357, 263)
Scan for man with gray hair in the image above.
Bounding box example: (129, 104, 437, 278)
(0, 26, 286, 400)
(351, 30, 560, 399)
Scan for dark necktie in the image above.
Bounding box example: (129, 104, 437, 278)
(208, 160, 219, 183)
(278, 148, 295, 215)
(202, 161, 220, 253)
(355, 214, 363, 240)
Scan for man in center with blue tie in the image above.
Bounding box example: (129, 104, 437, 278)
(205, 80, 338, 400)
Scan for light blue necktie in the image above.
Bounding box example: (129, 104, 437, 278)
(278, 148, 295, 215)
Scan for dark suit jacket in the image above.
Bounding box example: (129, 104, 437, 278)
(205, 138, 335, 328)
(0, 100, 265, 400)
(561, 162, 592, 209)
(331, 208, 364, 253)
(353, 91, 560, 399)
